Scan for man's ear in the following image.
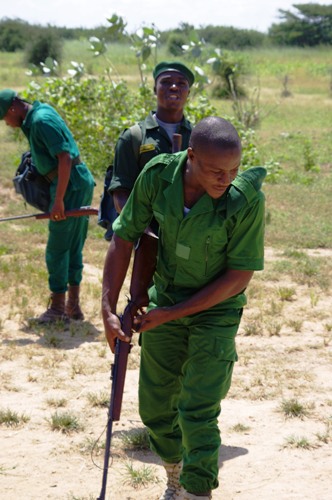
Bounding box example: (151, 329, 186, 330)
(153, 86, 156, 94)
(187, 147, 194, 161)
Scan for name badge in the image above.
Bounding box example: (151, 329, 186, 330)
(140, 144, 156, 154)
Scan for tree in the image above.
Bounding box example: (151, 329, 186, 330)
(25, 30, 63, 68)
(268, 3, 332, 46)
(0, 18, 33, 52)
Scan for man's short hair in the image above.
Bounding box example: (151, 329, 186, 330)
(189, 116, 242, 151)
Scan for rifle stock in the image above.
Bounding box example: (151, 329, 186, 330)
(36, 206, 98, 220)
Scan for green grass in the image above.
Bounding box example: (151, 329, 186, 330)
(48, 411, 83, 434)
(283, 435, 313, 450)
(121, 427, 150, 450)
(0, 42, 331, 252)
(123, 461, 158, 488)
(279, 398, 310, 419)
(0, 408, 30, 427)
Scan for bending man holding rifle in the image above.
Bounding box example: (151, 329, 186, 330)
(102, 116, 266, 499)
(0, 89, 95, 323)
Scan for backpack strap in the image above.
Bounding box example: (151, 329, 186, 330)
(129, 123, 143, 162)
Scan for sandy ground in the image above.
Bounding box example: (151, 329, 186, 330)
(0, 248, 331, 500)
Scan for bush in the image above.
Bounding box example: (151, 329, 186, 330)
(0, 18, 32, 52)
(22, 76, 156, 174)
(22, 74, 264, 177)
(167, 33, 186, 56)
(25, 30, 63, 67)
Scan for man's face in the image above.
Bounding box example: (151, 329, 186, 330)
(155, 71, 190, 112)
(187, 146, 241, 199)
(3, 101, 22, 128)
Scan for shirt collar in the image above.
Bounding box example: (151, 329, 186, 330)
(21, 101, 40, 132)
(145, 110, 191, 132)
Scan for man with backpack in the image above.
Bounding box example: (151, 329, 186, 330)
(0, 88, 95, 323)
(108, 61, 194, 315)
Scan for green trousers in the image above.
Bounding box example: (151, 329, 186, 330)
(139, 290, 241, 494)
(47, 164, 94, 293)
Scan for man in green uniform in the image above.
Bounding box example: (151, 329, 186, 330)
(102, 116, 266, 499)
(0, 89, 95, 323)
(109, 61, 194, 310)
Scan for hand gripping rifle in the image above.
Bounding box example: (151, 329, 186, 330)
(97, 305, 133, 500)
(0, 205, 98, 222)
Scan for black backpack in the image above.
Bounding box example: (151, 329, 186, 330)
(98, 124, 142, 241)
(13, 151, 51, 212)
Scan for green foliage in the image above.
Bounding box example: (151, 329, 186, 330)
(269, 4, 332, 46)
(208, 49, 247, 99)
(20, 22, 270, 179)
(198, 25, 267, 49)
(0, 18, 31, 52)
(25, 30, 63, 68)
(22, 76, 156, 174)
(167, 33, 187, 56)
(302, 138, 319, 172)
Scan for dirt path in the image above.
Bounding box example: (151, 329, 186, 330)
(0, 247, 331, 499)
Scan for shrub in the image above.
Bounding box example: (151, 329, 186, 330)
(0, 18, 32, 52)
(25, 30, 63, 67)
(167, 33, 186, 56)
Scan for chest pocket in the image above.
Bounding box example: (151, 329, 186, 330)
(175, 212, 230, 284)
(201, 220, 230, 278)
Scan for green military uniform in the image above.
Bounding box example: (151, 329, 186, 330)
(113, 151, 266, 493)
(110, 111, 192, 193)
(21, 101, 95, 293)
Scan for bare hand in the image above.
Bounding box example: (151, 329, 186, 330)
(133, 307, 170, 332)
(103, 312, 131, 353)
(51, 199, 66, 221)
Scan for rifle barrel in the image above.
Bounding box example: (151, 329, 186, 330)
(0, 206, 98, 222)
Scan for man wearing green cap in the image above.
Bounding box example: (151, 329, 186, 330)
(108, 60, 194, 324)
(0, 89, 95, 323)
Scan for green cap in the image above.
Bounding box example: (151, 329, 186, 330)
(153, 61, 195, 87)
(0, 89, 17, 119)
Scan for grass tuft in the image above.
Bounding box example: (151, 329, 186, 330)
(0, 408, 30, 427)
(122, 461, 158, 488)
(121, 427, 150, 451)
(279, 398, 310, 419)
(48, 411, 83, 434)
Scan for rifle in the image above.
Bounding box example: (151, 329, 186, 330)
(172, 133, 183, 153)
(97, 306, 133, 500)
(0, 206, 98, 222)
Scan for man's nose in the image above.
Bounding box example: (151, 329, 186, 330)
(218, 172, 232, 184)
